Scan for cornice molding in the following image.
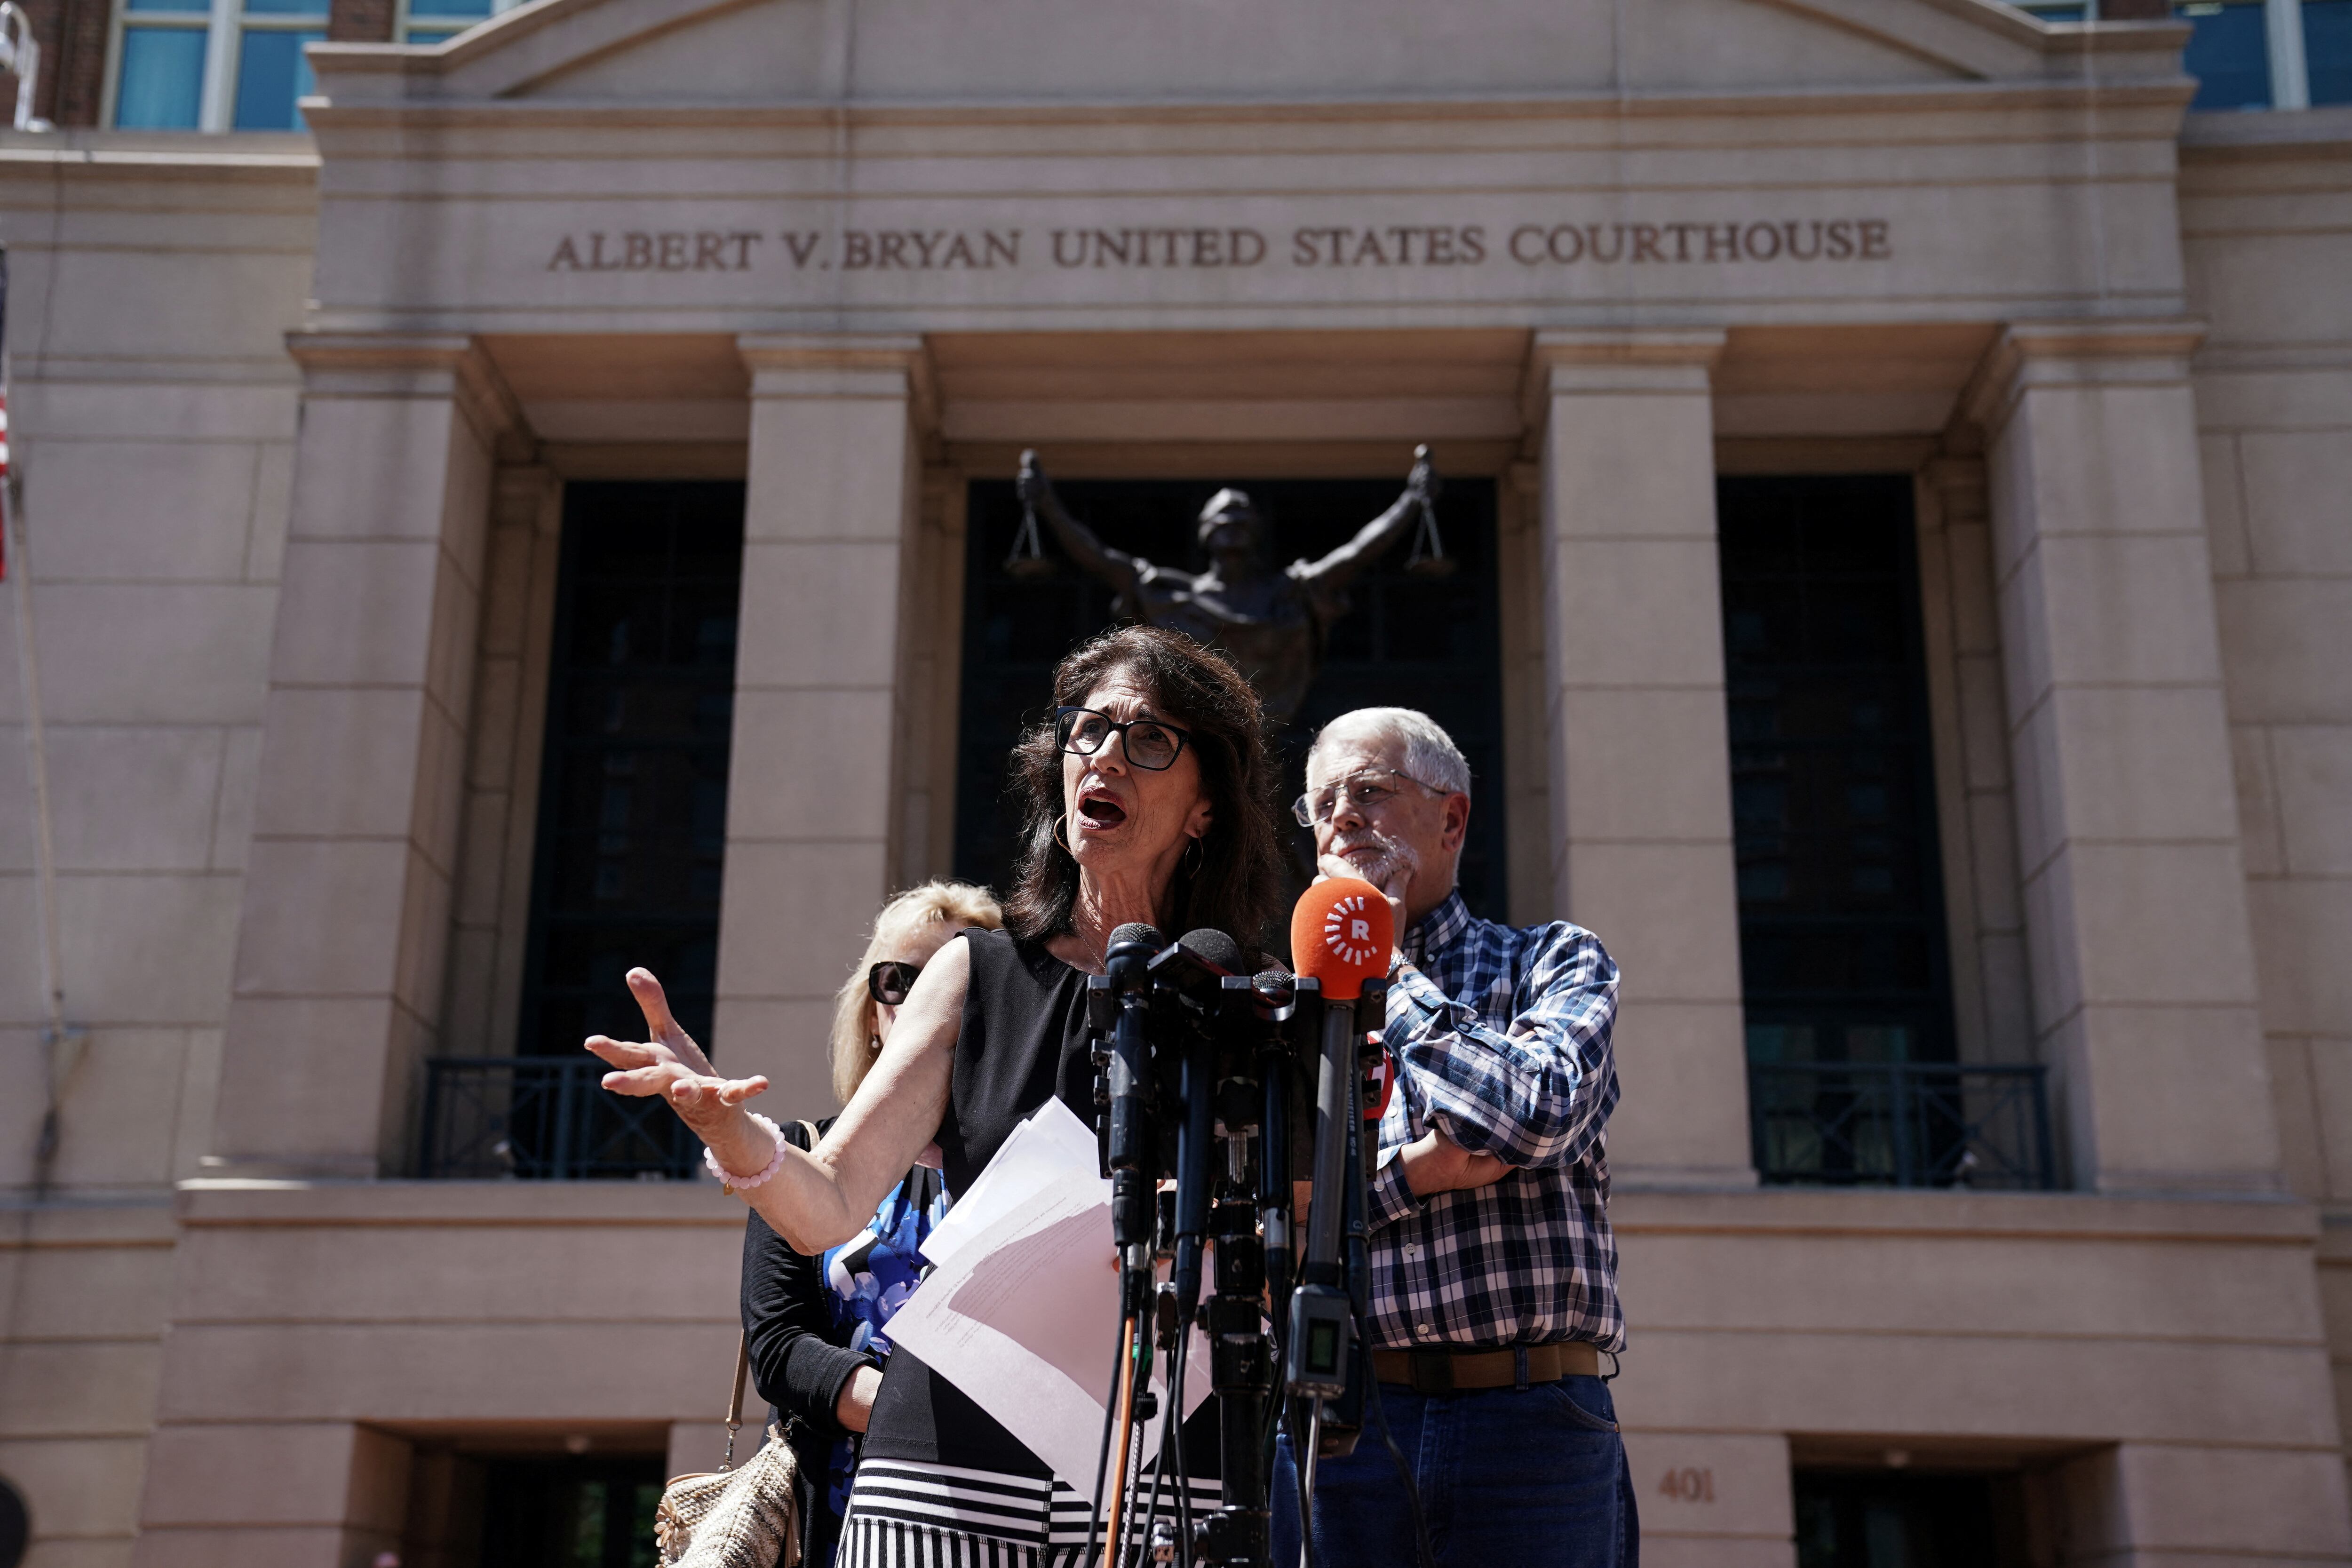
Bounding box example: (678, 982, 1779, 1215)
(737, 333, 927, 412)
(1520, 327, 1726, 424)
(297, 76, 2199, 135)
(1957, 317, 2206, 435)
(285, 331, 531, 456)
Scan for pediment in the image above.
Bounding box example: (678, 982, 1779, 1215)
(310, 0, 2183, 110)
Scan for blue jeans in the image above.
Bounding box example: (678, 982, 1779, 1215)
(1271, 1376, 1637, 1568)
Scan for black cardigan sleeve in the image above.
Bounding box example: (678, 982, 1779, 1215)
(739, 1117, 875, 1440)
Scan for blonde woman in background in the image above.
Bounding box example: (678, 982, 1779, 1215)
(735, 879, 1002, 1567)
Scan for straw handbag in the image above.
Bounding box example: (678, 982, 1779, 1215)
(653, 1333, 800, 1568)
(654, 1120, 817, 1568)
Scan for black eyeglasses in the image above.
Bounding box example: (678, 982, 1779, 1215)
(867, 960, 922, 1006)
(1054, 706, 1193, 772)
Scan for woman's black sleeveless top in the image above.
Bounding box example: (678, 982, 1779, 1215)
(859, 927, 1096, 1471)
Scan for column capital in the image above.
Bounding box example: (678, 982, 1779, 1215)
(283, 331, 527, 454)
(737, 333, 927, 400)
(1920, 454, 1988, 520)
(1522, 327, 1726, 417)
(1959, 317, 2207, 436)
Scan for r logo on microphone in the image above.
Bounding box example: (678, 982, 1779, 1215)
(1321, 893, 1382, 968)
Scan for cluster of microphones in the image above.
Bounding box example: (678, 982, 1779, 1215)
(1080, 878, 1397, 1568)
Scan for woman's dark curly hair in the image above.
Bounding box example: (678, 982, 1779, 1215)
(1002, 625, 1285, 948)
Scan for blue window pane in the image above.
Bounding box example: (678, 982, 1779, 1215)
(114, 27, 206, 127)
(2309, 0, 2352, 104)
(242, 0, 329, 14)
(124, 0, 208, 14)
(232, 28, 323, 129)
(2177, 1, 2273, 110)
(409, 0, 493, 19)
(2022, 4, 2088, 19)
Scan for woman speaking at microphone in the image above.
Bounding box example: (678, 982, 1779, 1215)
(588, 624, 1286, 1568)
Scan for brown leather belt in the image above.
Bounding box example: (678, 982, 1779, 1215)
(1369, 1342, 1600, 1395)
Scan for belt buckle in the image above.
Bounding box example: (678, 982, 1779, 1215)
(1408, 1348, 1454, 1396)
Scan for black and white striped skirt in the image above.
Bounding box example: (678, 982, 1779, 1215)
(836, 1458, 1222, 1568)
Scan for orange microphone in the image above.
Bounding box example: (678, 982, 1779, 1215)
(1285, 877, 1395, 1403)
(1290, 876, 1394, 1002)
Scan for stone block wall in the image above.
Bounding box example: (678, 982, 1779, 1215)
(0, 142, 318, 1568)
(2180, 104, 2352, 1487)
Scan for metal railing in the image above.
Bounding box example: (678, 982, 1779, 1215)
(418, 1056, 698, 1179)
(1749, 1060, 2056, 1190)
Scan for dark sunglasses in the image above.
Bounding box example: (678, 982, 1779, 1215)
(1054, 706, 1192, 772)
(867, 960, 922, 1006)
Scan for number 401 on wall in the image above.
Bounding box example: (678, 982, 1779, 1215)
(1659, 1467, 1715, 1503)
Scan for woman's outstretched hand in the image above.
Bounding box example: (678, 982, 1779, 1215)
(584, 968, 769, 1145)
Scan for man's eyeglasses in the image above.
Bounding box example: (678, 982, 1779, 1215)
(1292, 768, 1442, 828)
(867, 960, 922, 1006)
(1055, 706, 1193, 772)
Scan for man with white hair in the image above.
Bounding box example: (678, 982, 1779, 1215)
(1274, 707, 1633, 1568)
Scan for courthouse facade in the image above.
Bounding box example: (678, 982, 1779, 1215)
(2, 0, 2351, 1563)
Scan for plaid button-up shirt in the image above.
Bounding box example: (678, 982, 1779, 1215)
(1365, 889, 1624, 1352)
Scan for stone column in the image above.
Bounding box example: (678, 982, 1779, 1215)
(205, 335, 514, 1178)
(1966, 320, 2283, 1194)
(715, 336, 923, 1112)
(1918, 453, 2035, 1064)
(1528, 329, 1754, 1189)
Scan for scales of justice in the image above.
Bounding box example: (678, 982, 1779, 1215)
(1006, 446, 1452, 723)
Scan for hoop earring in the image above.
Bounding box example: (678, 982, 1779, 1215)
(1182, 835, 1205, 876)
(1054, 812, 1072, 854)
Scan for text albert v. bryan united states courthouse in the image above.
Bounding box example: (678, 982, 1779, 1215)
(2, 0, 2351, 1563)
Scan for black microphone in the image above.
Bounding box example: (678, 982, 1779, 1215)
(1170, 928, 1241, 1322)
(1104, 923, 1164, 1287)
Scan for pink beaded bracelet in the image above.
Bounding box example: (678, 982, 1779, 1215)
(705, 1112, 787, 1195)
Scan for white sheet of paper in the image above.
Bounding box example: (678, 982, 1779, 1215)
(888, 1102, 1211, 1498)
(919, 1096, 1104, 1270)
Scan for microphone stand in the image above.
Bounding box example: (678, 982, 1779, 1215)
(1284, 975, 1349, 1500)
(1188, 971, 1295, 1568)
(1097, 926, 1162, 1568)
(1284, 974, 1387, 1533)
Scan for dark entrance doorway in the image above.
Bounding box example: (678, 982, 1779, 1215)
(954, 476, 1508, 939)
(476, 1454, 669, 1568)
(1794, 1468, 2027, 1568)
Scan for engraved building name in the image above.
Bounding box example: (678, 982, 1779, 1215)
(544, 218, 1893, 274)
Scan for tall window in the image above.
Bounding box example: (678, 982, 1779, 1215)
(1717, 477, 1955, 1072)
(2309, 0, 2352, 100)
(2180, 0, 2275, 107)
(401, 0, 496, 45)
(2172, 0, 2352, 108)
(111, 0, 325, 128)
(2007, 0, 2350, 109)
(517, 482, 744, 1065)
(108, 0, 508, 129)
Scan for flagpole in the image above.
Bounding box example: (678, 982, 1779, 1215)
(0, 246, 82, 1192)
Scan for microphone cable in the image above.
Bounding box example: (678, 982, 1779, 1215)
(1135, 1320, 1193, 1566)
(1084, 1305, 1126, 1568)
(1282, 1398, 1324, 1568)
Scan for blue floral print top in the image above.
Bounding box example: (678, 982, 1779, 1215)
(815, 1167, 951, 1520)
